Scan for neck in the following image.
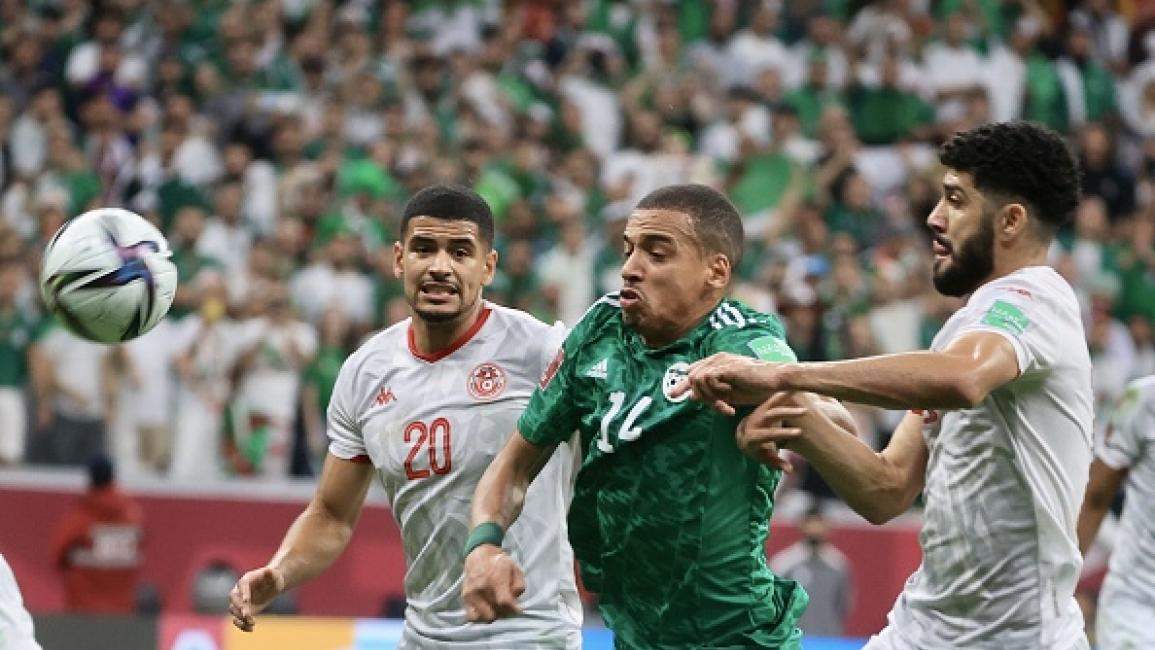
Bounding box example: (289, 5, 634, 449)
(989, 242, 1049, 284)
(411, 298, 486, 355)
(639, 294, 723, 348)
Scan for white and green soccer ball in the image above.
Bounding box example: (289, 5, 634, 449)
(40, 207, 178, 344)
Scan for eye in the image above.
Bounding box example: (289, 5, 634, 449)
(454, 247, 470, 258)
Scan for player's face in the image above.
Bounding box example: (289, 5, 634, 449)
(620, 209, 726, 345)
(394, 217, 496, 324)
(927, 170, 996, 297)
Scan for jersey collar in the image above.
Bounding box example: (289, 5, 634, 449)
(407, 305, 493, 363)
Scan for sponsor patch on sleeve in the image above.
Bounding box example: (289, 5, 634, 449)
(747, 335, 797, 363)
(540, 348, 565, 389)
(981, 299, 1030, 335)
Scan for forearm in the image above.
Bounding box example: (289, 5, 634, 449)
(470, 434, 554, 530)
(267, 505, 356, 591)
(791, 417, 915, 524)
(781, 352, 983, 410)
(1076, 502, 1111, 557)
(471, 455, 531, 531)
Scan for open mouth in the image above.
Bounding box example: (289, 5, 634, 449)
(619, 287, 641, 308)
(419, 282, 459, 301)
(931, 235, 953, 259)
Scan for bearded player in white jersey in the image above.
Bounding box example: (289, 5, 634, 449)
(676, 121, 1093, 649)
(228, 185, 582, 648)
(1077, 375, 1155, 650)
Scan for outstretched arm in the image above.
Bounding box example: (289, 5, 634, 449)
(230, 453, 374, 631)
(740, 394, 928, 524)
(679, 330, 1021, 412)
(463, 432, 558, 623)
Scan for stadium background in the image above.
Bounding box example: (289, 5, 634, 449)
(1, 0, 1154, 648)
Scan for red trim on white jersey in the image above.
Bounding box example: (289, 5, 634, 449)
(349, 454, 372, 464)
(407, 307, 492, 363)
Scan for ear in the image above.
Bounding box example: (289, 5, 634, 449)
(392, 240, 404, 279)
(482, 247, 498, 287)
(999, 203, 1029, 241)
(706, 252, 731, 290)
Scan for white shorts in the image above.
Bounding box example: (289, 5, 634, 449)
(1096, 585, 1155, 650)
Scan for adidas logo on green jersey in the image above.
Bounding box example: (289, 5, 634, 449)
(585, 358, 608, 379)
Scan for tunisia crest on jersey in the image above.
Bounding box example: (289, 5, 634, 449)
(468, 362, 507, 399)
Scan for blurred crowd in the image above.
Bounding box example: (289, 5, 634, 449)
(0, 0, 1153, 490)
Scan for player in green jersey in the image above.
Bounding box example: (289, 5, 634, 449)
(462, 184, 853, 649)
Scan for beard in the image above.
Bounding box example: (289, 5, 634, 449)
(413, 306, 461, 323)
(932, 210, 996, 297)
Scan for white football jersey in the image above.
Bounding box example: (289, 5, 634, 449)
(0, 554, 42, 650)
(1096, 376, 1155, 611)
(888, 267, 1093, 649)
(327, 303, 582, 649)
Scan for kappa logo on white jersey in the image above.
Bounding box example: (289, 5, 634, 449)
(585, 358, 608, 379)
(467, 362, 507, 400)
(662, 362, 691, 403)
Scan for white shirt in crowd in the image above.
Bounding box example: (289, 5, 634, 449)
(237, 317, 318, 422)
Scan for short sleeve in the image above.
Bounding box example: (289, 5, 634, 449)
(953, 284, 1040, 375)
(1097, 382, 1150, 471)
(326, 355, 365, 460)
(518, 332, 582, 448)
(538, 320, 570, 378)
(518, 302, 598, 448)
(709, 303, 798, 363)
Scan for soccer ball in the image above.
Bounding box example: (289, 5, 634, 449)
(40, 208, 178, 344)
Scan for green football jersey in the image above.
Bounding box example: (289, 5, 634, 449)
(519, 294, 808, 650)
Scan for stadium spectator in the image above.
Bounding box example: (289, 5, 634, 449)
(27, 321, 118, 467)
(771, 506, 854, 638)
(51, 453, 144, 614)
(0, 258, 42, 466)
(231, 282, 316, 479)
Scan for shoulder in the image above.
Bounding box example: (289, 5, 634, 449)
(485, 302, 561, 338)
(337, 321, 409, 385)
(565, 293, 622, 342)
(1117, 376, 1155, 418)
(973, 267, 1077, 315)
(769, 542, 808, 573)
(705, 300, 792, 358)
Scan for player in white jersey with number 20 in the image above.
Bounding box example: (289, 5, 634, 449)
(677, 121, 1093, 649)
(1078, 374, 1155, 650)
(228, 185, 582, 649)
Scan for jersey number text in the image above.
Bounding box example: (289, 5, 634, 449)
(404, 418, 452, 480)
(597, 391, 653, 453)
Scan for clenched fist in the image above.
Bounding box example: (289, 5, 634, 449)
(229, 566, 286, 632)
(462, 545, 525, 623)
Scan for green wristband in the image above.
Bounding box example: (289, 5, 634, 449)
(464, 522, 505, 558)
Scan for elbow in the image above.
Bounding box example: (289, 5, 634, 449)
(950, 376, 988, 409)
(860, 503, 902, 526)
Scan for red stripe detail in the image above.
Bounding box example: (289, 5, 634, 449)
(407, 307, 492, 363)
(349, 455, 372, 464)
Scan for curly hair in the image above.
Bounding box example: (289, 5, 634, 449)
(939, 121, 1082, 233)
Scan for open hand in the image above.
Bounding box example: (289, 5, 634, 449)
(737, 392, 813, 471)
